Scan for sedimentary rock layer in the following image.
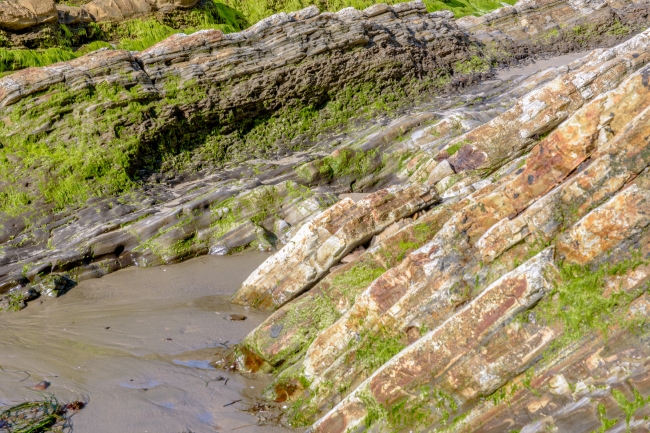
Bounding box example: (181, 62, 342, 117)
(0, 1, 474, 295)
(230, 26, 650, 431)
(1, 0, 648, 299)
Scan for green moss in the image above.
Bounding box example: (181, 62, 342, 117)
(607, 20, 631, 36)
(538, 255, 646, 351)
(329, 261, 386, 304)
(359, 385, 460, 431)
(540, 27, 560, 43)
(0, 188, 33, 216)
(352, 327, 406, 373)
(358, 391, 389, 428)
(594, 402, 618, 433)
(446, 138, 472, 156)
(454, 55, 491, 75)
(612, 387, 650, 428)
(287, 397, 320, 427)
(1, 290, 26, 312)
(0, 47, 77, 73)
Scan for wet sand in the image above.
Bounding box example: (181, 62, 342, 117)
(0, 253, 294, 433)
(496, 52, 589, 80)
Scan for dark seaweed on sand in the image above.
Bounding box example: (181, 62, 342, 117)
(0, 395, 84, 433)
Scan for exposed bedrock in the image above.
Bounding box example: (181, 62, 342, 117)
(1, 0, 650, 429)
(1, 0, 649, 299)
(0, 1, 478, 296)
(0, 0, 199, 32)
(228, 27, 650, 430)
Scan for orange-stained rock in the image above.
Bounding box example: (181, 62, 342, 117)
(231, 184, 439, 310)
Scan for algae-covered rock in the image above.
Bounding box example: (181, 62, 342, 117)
(32, 274, 69, 297)
(226, 26, 650, 431)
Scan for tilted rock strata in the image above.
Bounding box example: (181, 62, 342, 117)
(1, 0, 649, 296)
(231, 184, 439, 310)
(234, 24, 650, 374)
(230, 28, 650, 430)
(0, 1, 474, 294)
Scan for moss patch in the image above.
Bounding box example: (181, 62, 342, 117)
(537, 256, 646, 349)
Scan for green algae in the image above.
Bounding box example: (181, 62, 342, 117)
(612, 387, 650, 428)
(329, 260, 386, 304)
(454, 55, 491, 75)
(359, 385, 460, 431)
(594, 402, 618, 433)
(352, 327, 406, 373)
(537, 255, 646, 349)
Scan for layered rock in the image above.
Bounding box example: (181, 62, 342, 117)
(0, 1, 476, 295)
(1, 0, 648, 299)
(226, 26, 650, 431)
(81, 0, 200, 22)
(231, 184, 439, 310)
(0, 0, 649, 429)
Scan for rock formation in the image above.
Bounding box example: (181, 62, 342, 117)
(229, 18, 650, 433)
(1, 0, 650, 430)
(1, 0, 647, 296)
(0, 0, 199, 32)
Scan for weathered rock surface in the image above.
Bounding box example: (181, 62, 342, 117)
(1, 0, 648, 301)
(0, 0, 199, 32)
(0, 0, 57, 31)
(2, 1, 650, 427)
(81, 0, 199, 22)
(224, 24, 650, 431)
(231, 184, 439, 310)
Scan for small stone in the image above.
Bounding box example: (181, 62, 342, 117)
(33, 381, 50, 391)
(229, 314, 247, 321)
(21, 288, 39, 302)
(270, 323, 284, 338)
(209, 245, 229, 256)
(34, 275, 68, 298)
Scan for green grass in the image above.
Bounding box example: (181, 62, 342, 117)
(221, 0, 517, 25)
(535, 255, 647, 356)
(0, 47, 77, 73)
(353, 327, 406, 373)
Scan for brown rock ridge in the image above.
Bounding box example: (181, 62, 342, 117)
(0, 0, 58, 31)
(228, 27, 650, 430)
(0, 0, 199, 32)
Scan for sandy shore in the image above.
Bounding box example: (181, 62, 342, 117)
(0, 253, 294, 433)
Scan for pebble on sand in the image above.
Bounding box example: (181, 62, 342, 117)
(33, 381, 50, 391)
